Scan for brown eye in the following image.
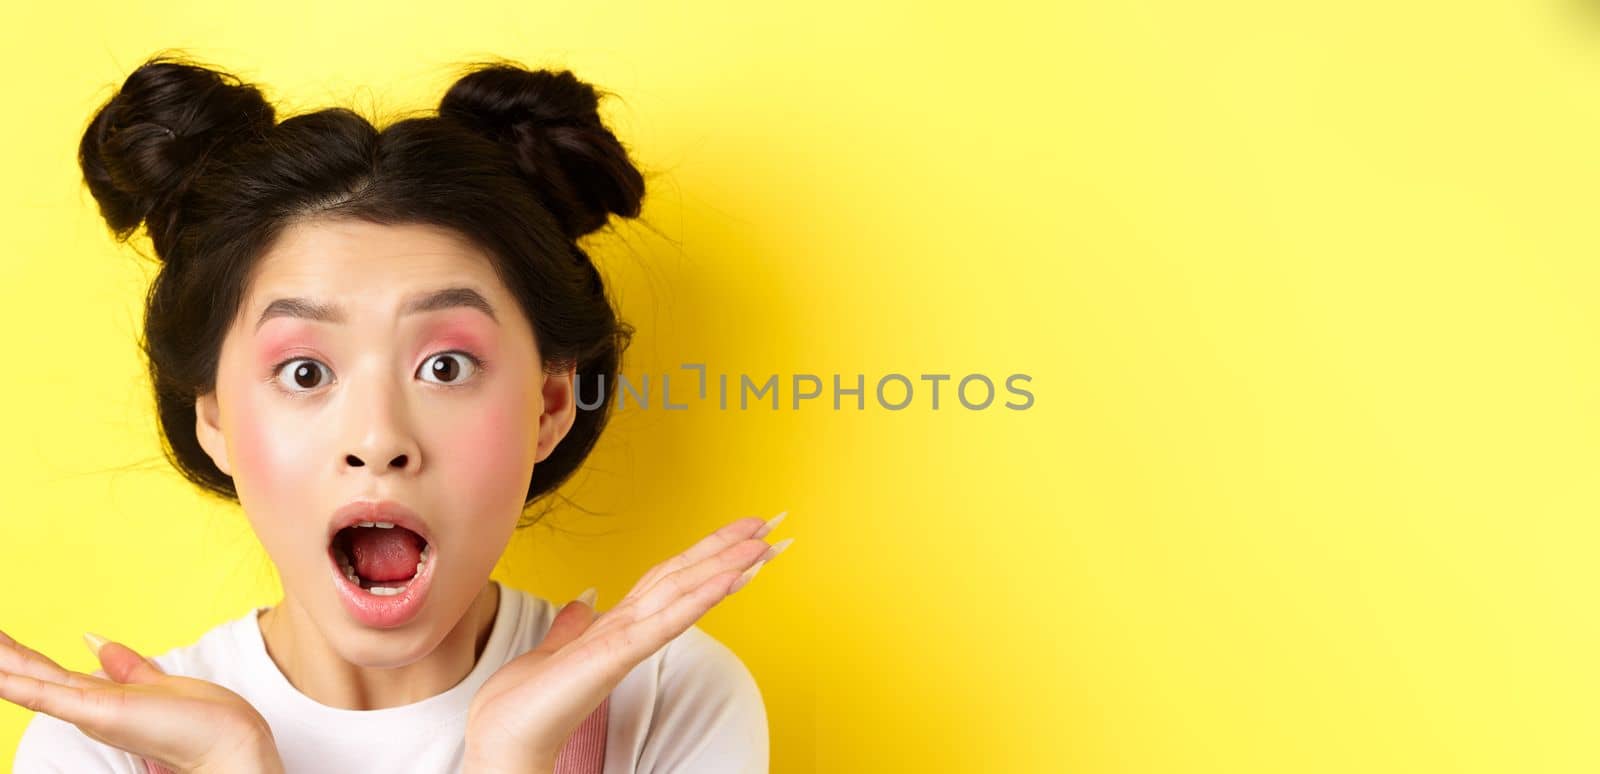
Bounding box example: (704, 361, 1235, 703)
(274, 359, 331, 392)
(419, 352, 479, 386)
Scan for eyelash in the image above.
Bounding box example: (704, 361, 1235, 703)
(266, 350, 489, 398)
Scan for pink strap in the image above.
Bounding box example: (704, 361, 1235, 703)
(554, 694, 611, 774)
(140, 696, 609, 774)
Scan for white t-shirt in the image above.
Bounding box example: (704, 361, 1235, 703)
(11, 581, 769, 773)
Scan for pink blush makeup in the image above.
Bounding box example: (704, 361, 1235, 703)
(445, 384, 538, 496)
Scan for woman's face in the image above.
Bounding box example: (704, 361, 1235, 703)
(193, 218, 575, 666)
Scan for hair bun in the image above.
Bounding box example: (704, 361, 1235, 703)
(439, 64, 645, 240)
(78, 54, 275, 250)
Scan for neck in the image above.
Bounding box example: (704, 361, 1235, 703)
(256, 580, 501, 710)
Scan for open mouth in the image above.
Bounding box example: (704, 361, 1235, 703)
(328, 522, 431, 596)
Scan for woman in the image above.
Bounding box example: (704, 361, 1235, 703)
(1, 52, 792, 773)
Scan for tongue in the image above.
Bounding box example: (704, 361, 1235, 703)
(346, 527, 424, 582)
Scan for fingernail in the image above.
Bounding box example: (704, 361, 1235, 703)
(753, 510, 788, 540)
(729, 559, 768, 595)
(576, 587, 598, 608)
(761, 537, 795, 562)
(82, 632, 109, 658)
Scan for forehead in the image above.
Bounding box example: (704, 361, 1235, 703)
(242, 219, 506, 320)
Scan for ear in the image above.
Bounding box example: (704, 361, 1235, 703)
(534, 366, 578, 464)
(194, 390, 233, 476)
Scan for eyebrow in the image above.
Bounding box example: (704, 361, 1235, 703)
(253, 287, 500, 332)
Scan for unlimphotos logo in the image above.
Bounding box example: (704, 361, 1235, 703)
(574, 363, 1035, 411)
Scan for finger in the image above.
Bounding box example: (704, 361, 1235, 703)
(623, 515, 772, 602)
(590, 568, 743, 668)
(598, 537, 776, 635)
(0, 634, 72, 682)
(532, 599, 600, 656)
(96, 640, 167, 685)
(641, 538, 774, 613)
(0, 635, 113, 692)
(0, 668, 128, 728)
(0, 669, 201, 772)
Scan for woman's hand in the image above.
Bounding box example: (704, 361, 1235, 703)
(0, 629, 285, 774)
(463, 511, 794, 773)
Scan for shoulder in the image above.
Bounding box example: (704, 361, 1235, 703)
(146, 609, 259, 686)
(658, 624, 765, 709)
(12, 711, 142, 773)
(634, 624, 770, 773)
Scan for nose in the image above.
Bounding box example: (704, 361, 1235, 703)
(340, 367, 422, 476)
(346, 449, 414, 471)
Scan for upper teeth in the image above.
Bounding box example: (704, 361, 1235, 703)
(356, 521, 395, 528)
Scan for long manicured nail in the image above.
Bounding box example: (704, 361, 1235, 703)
(729, 559, 768, 594)
(753, 511, 788, 540)
(576, 587, 598, 608)
(761, 537, 795, 563)
(82, 632, 109, 658)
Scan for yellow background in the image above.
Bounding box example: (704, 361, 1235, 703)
(3, 1, 1598, 772)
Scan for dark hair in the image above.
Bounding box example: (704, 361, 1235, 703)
(78, 52, 643, 528)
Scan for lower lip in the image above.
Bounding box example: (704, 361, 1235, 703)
(327, 538, 436, 629)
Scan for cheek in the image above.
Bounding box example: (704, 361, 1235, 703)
(226, 386, 315, 497)
(222, 382, 324, 560)
(443, 386, 539, 502)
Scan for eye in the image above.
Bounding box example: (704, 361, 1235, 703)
(418, 351, 482, 386)
(273, 358, 332, 393)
